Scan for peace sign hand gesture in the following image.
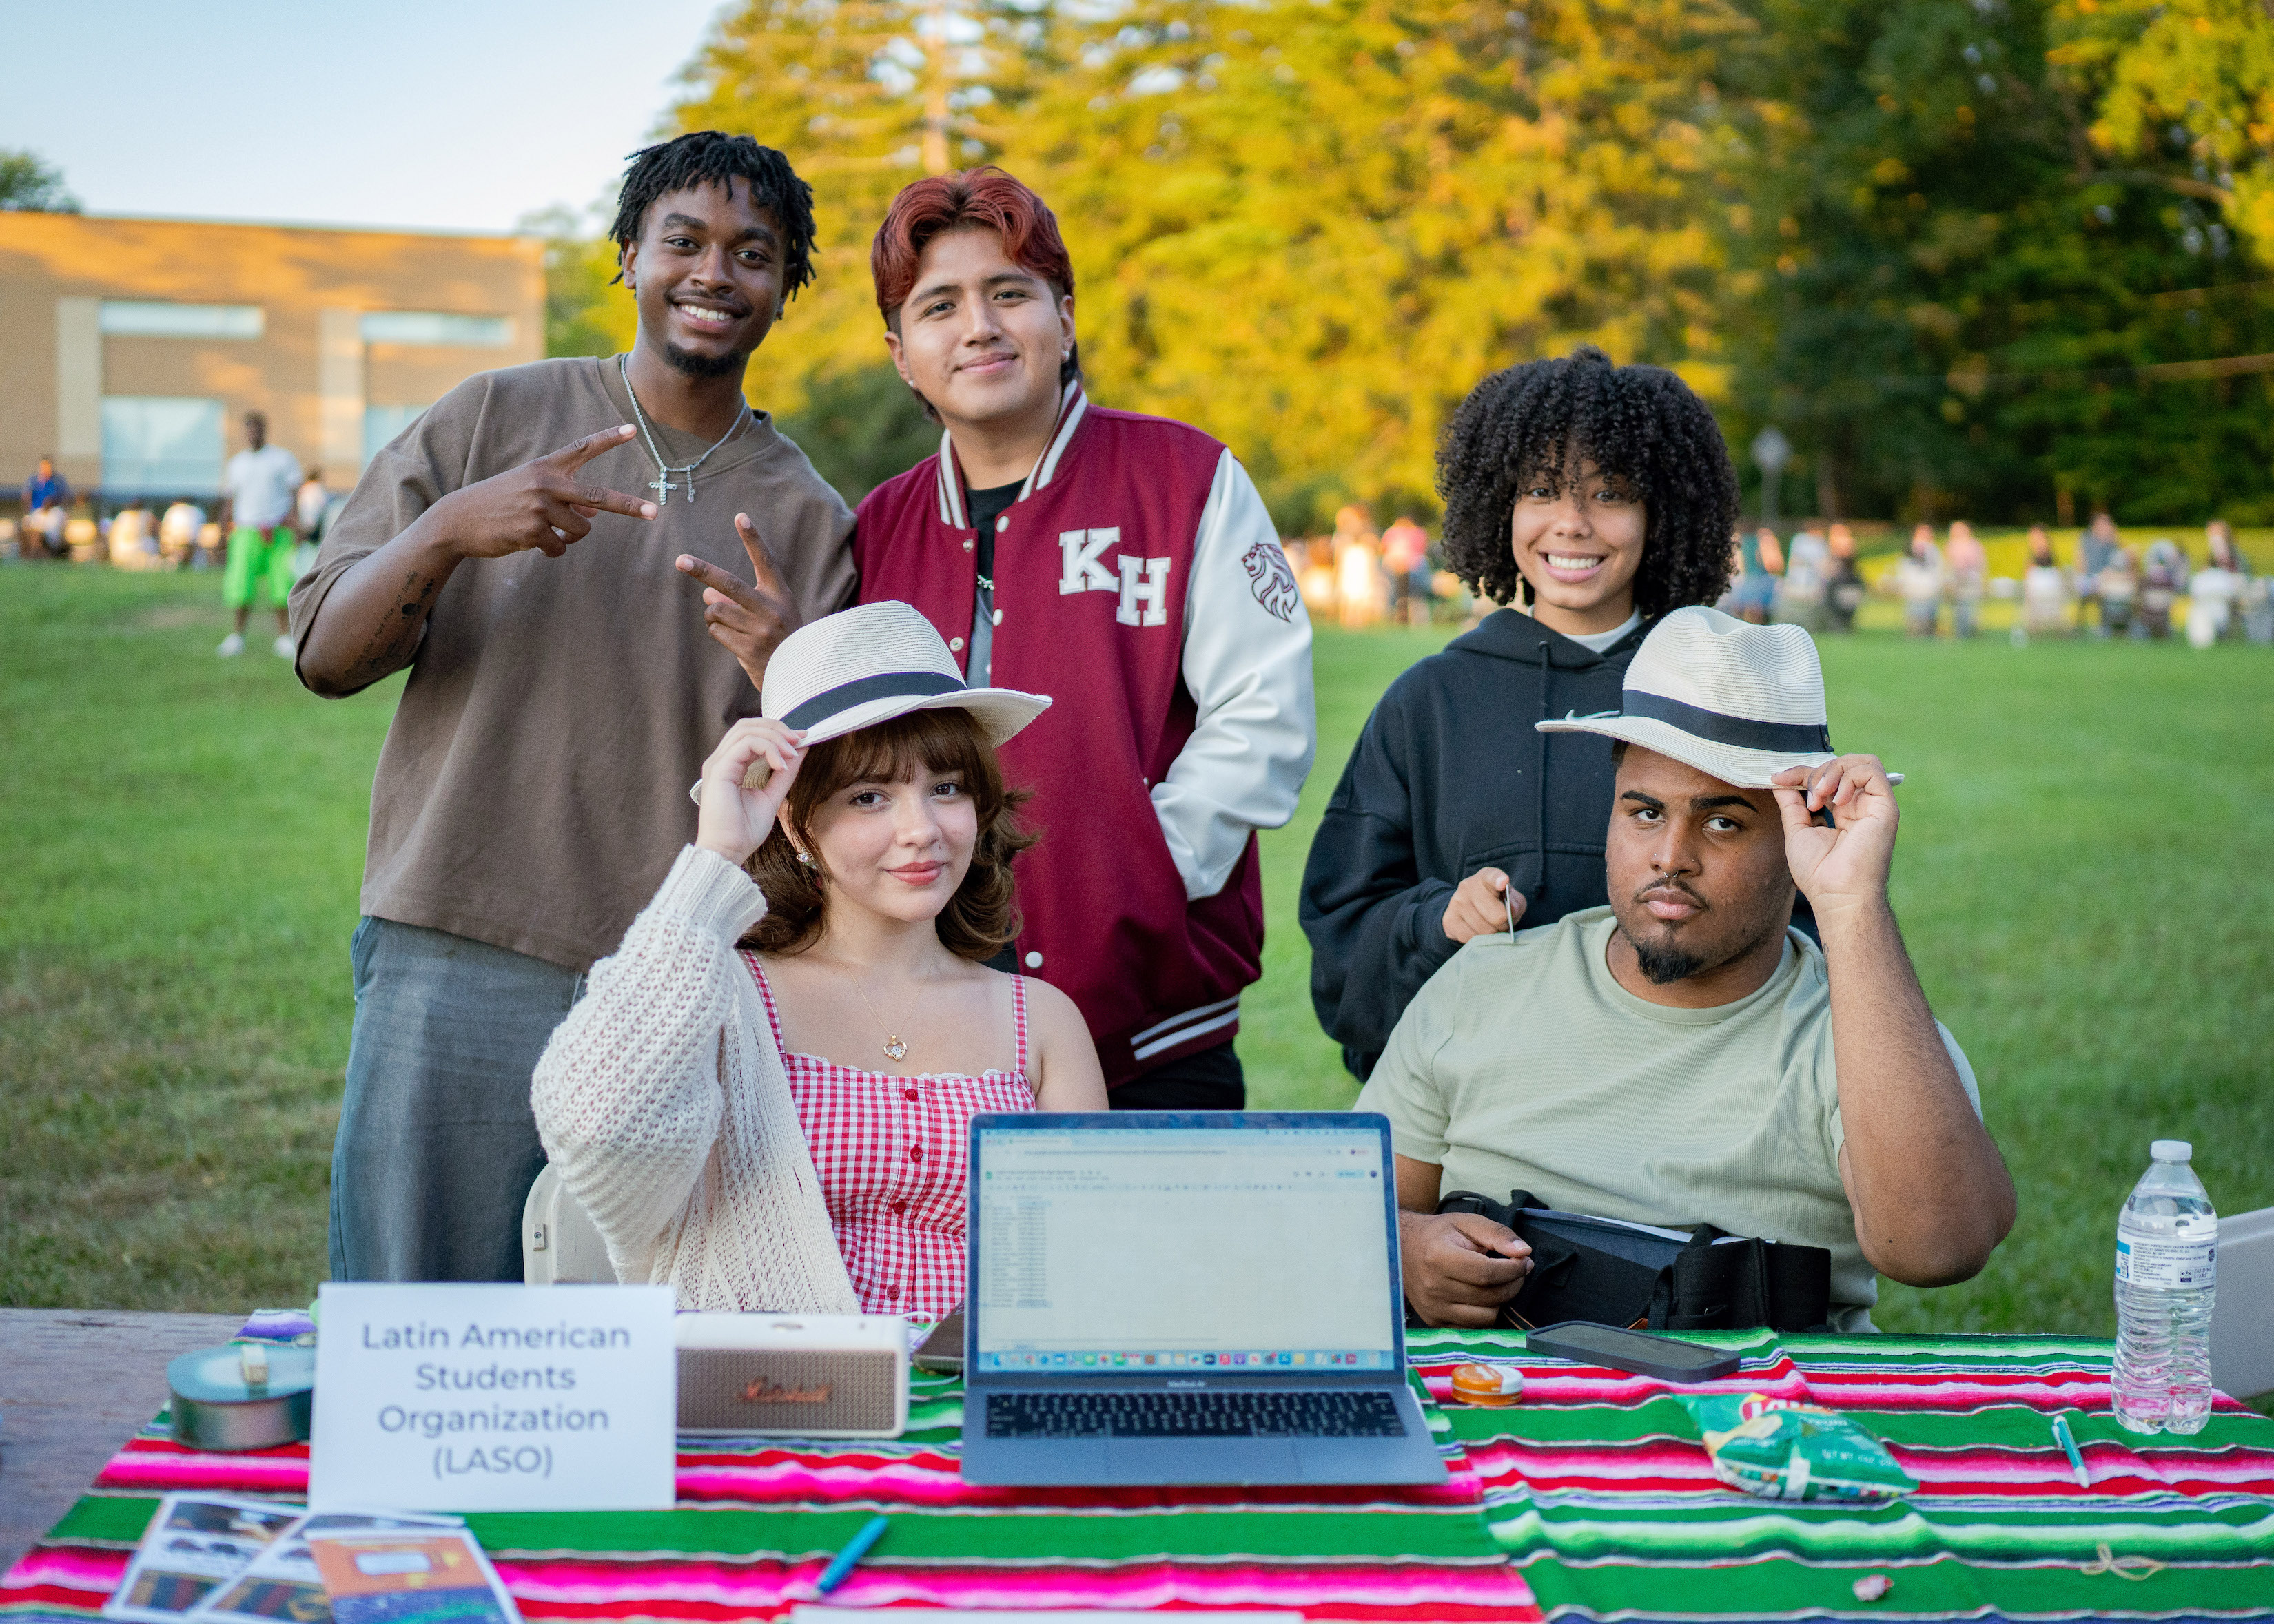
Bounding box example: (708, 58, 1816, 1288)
(694, 718, 807, 867)
(676, 513, 801, 688)
(431, 424, 657, 560)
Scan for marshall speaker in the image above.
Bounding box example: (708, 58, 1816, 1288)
(675, 1313, 909, 1438)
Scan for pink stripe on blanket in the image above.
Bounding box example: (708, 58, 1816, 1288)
(493, 1554, 1535, 1622)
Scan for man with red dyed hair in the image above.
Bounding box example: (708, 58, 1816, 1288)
(855, 167, 1315, 1107)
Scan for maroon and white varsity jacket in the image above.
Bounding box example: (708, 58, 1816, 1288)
(854, 384, 1315, 1085)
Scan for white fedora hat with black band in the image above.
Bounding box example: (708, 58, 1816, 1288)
(689, 601, 1050, 800)
(1536, 605, 1901, 789)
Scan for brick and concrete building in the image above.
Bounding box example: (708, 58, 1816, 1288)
(0, 212, 543, 508)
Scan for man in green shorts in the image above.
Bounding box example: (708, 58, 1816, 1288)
(218, 411, 303, 657)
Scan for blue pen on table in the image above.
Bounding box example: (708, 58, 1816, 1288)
(2051, 1412, 2091, 1489)
(812, 1514, 890, 1598)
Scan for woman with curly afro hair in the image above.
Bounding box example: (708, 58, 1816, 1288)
(1300, 347, 1749, 1080)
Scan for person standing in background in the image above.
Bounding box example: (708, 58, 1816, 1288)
(2215, 520, 2274, 644)
(296, 467, 330, 539)
(2076, 511, 2120, 635)
(2138, 537, 2188, 639)
(22, 456, 70, 557)
(290, 132, 859, 1283)
(216, 412, 302, 658)
(2017, 524, 2069, 641)
(2186, 534, 2242, 648)
(23, 455, 68, 515)
(1899, 523, 1944, 637)
(1731, 524, 1781, 623)
(852, 166, 1315, 1109)
(2205, 518, 2249, 580)
(1381, 513, 1433, 626)
(1779, 522, 1829, 628)
(1334, 503, 1386, 628)
(106, 497, 157, 570)
(1944, 520, 1986, 638)
(158, 499, 206, 568)
(1824, 522, 1864, 633)
(2202, 519, 2265, 644)
(2097, 542, 2140, 637)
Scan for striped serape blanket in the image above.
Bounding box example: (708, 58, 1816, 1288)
(6, 1330, 2269, 1621)
(1409, 1327, 2274, 1620)
(0, 1360, 1526, 1623)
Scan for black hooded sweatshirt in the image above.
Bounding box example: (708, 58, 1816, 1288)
(1300, 608, 1646, 1080)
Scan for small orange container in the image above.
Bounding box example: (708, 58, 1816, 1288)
(1450, 1362, 1524, 1407)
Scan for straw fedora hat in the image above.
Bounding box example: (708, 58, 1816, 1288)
(1536, 605, 1900, 789)
(691, 601, 1050, 799)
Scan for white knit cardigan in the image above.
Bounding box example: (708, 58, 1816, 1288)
(530, 844, 859, 1313)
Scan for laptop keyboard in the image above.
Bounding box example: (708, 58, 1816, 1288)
(985, 1388, 1408, 1439)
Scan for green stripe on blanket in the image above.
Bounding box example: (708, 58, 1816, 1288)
(466, 1503, 1509, 1564)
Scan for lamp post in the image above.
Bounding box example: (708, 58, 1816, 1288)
(1751, 426, 1791, 531)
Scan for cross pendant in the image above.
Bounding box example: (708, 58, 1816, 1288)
(648, 475, 678, 506)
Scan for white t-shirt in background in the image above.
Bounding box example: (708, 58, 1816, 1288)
(225, 444, 304, 531)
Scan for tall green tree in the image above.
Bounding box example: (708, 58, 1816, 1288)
(1012, 0, 1752, 527)
(2057, 0, 2274, 259)
(0, 150, 79, 212)
(666, 0, 1754, 528)
(1722, 0, 2274, 524)
(522, 203, 637, 359)
(674, 0, 1051, 416)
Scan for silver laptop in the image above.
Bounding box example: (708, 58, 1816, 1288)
(958, 1111, 1446, 1487)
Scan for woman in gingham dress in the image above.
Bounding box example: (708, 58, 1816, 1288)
(533, 604, 1106, 1314)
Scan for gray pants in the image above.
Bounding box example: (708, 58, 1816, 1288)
(330, 917, 584, 1283)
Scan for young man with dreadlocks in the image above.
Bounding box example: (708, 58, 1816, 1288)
(291, 132, 858, 1282)
(1301, 346, 1751, 1080)
(852, 167, 1315, 1107)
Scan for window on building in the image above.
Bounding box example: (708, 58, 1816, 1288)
(365, 403, 431, 462)
(99, 302, 264, 339)
(359, 311, 513, 347)
(102, 398, 225, 496)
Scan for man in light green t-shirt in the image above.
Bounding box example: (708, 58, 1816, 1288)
(1360, 606, 2016, 1330)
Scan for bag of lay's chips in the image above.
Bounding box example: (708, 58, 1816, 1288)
(1677, 1392, 1915, 1502)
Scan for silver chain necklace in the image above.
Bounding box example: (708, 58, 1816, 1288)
(618, 353, 748, 506)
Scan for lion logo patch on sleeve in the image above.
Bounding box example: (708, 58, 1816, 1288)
(1242, 537, 1302, 622)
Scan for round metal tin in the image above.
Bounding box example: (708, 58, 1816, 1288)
(167, 1344, 316, 1452)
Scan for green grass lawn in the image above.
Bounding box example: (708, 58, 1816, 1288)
(4, 566, 2270, 1342)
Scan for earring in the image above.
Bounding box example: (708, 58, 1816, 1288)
(794, 850, 814, 866)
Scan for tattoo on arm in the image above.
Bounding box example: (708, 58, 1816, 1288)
(345, 568, 439, 685)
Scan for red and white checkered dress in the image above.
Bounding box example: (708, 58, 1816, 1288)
(741, 953, 1034, 1319)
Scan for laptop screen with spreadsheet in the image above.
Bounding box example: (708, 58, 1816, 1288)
(967, 1116, 1401, 1375)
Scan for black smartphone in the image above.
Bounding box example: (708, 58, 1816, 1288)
(913, 1308, 963, 1374)
(1525, 1321, 1741, 1382)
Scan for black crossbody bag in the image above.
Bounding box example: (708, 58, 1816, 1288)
(1428, 1190, 1832, 1333)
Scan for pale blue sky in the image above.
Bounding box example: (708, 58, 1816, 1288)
(3, 0, 735, 235)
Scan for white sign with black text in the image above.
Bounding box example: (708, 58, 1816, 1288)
(311, 1283, 675, 1512)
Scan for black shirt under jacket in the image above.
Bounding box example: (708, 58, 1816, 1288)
(1300, 608, 1646, 1082)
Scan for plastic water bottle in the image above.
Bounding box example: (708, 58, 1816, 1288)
(2111, 1140, 2218, 1435)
